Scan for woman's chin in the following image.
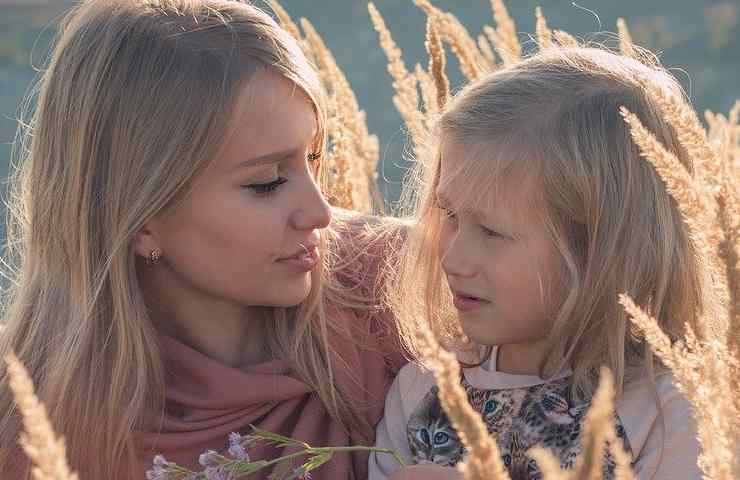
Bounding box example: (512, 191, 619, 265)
(261, 275, 313, 308)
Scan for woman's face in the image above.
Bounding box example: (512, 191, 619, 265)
(139, 69, 331, 310)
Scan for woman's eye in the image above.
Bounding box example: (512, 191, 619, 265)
(307, 151, 321, 164)
(244, 177, 288, 195)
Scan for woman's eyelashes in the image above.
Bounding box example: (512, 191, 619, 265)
(241, 152, 319, 196)
(243, 177, 288, 195)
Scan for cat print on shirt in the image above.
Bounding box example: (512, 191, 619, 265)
(406, 385, 464, 466)
(467, 386, 526, 435)
(406, 377, 633, 480)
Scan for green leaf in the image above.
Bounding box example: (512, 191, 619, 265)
(229, 459, 271, 475)
(249, 425, 310, 449)
(302, 452, 333, 473)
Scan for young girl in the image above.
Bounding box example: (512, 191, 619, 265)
(369, 47, 703, 480)
(0, 1, 405, 479)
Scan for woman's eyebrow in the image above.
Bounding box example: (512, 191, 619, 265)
(233, 147, 300, 170)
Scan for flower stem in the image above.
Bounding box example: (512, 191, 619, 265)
(227, 445, 405, 477)
(310, 446, 406, 467)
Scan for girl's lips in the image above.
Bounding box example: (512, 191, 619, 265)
(452, 293, 489, 312)
(277, 246, 320, 272)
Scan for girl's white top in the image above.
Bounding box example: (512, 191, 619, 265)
(369, 346, 701, 480)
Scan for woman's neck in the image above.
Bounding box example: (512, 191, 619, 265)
(142, 270, 271, 368)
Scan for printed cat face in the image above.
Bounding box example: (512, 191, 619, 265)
(503, 432, 541, 480)
(407, 387, 465, 466)
(466, 384, 525, 434)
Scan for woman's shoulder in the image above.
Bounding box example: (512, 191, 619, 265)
(323, 209, 411, 371)
(327, 208, 409, 294)
(330, 208, 409, 255)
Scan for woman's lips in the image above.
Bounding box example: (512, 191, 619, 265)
(277, 245, 320, 272)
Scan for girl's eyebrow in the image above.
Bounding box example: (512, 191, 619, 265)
(435, 190, 451, 206)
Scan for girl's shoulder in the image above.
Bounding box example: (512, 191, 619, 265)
(617, 371, 701, 479)
(618, 370, 690, 418)
(387, 361, 438, 419)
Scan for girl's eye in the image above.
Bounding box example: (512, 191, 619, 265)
(481, 225, 503, 238)
(438, 205, 457, 220)
(480, 225, 506, 238)
(244, 177, 288, 195)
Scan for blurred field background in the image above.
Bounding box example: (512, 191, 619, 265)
(1, 0, 738, 219)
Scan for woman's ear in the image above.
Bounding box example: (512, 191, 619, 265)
(133, 223, 161, 260)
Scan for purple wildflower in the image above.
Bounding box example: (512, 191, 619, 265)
(145, 455, 172, 480)
(204, 466, 233, 480)
(198, 449, 220, 468)
(227, 432, 250, 461)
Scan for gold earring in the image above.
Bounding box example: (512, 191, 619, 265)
(146, 249, 161, 267)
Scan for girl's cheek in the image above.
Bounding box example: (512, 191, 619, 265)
(438, 224, 452, 260)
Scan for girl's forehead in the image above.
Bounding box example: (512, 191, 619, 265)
(437, 138, 543, 217)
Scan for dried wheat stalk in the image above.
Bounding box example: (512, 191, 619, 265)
(484, 0, 521, 65)
(616, 18, 635, 57)
(5, 354, 79, 480)
(414, 0, 489, 79)
(535, 7, 553, 50)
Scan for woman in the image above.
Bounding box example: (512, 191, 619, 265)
(0, 1, 405, 478)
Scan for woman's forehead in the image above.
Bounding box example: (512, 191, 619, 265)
(215, 70, 317, 171)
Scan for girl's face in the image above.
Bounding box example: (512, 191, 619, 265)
(436, 140, 562, 350)
(138, 69, 331, 310)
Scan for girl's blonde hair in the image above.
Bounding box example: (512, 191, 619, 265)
(390, 46, 705, 401)
(0, 0, 378, 477)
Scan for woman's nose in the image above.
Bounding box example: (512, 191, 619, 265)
(291, 176, 332, 231)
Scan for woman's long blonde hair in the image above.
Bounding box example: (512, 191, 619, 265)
(0, 0, 377, 477)
(390, 47, 706, 401)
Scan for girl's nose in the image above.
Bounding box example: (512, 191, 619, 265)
(440, 232, 477, 278)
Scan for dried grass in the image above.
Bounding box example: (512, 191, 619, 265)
(424, 18, 449, 111)
(414, 0, 489, 80)
(5, 354, 79, 480)
(616, 18, 635, 57)
(368, 2, 428, 151)
(535, 7, 553, 50)
(484, 0, 521, 65)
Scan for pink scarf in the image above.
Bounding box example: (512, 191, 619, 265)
(132, 319, 404, 480)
